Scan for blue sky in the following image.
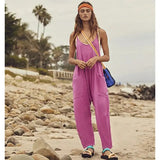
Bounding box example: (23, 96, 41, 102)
(5, 0, 155, 84)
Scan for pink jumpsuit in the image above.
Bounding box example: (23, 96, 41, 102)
(72, 35, 112, 149)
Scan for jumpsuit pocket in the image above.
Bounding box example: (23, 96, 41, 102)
(96, 73, 108, 97)
(72, 76, 86, 99)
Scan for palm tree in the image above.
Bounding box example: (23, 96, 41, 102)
(14, 23, 36, 58)
(5, 5, 21, 55)
(32, 5, 46, 39)
(52, 46, 65, 69)
(41, 12, 52, 36)
(34, 36, 52, 68)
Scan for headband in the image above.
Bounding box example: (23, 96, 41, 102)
(78, 3, 93, 11)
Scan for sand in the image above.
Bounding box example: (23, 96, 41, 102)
(5, 75, 155, 160)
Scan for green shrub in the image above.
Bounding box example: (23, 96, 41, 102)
(5, 70, 17, 77)
(5, 55, 27, 68)
(22, 75, 37, 82)
(37, 68, 52, 77)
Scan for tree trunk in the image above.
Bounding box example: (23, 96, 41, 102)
(37, 18, 40, 39)
(42, 25, 45, 37)
(39, 54, 43, 68)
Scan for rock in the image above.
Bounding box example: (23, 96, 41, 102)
(44, 119, 51, 125)
(30, 105, 39, 111)
(40, 106, 55, 114)
(7, 142, 15, 147)
(51, 115, 71, 122)
(5, 97, 13, 106)
(60, 155, 72, 160)
(34, 111, 46, 120)
(5, 129, 14, 137)
(39, 75, 53, 82)
(34, 111, 46, 119)
(13, 125, 31, 136)
(5, 74, 14, 82)
(15, 75, 23, 82)
(120, 87, 134, 95)
(19, 113, 36, 121)
(5, 154, 10, 159)
(11, 109, 21, 115)
(9, 154, 34, 160)
(7, 137, 19, 145)
(20, 125, 33, 132)
(55, 148, 61, 151)
(14, 128, 25, 136)
(18, 105, 27, 113)
(34, 79, 40, 83)
(62, 121, 76, 129)
(13, 117, 22, 123)
(32, 154, 49, 160)
(134, 84, 155, 100)
(5, 106, 10, 115)
(16, 150, 33, 155)
(5, 118, 12, 129)
(59, 106, 72, 114)
(27, 122, 37, 132)
(35, 119, 45, 126)
(110, 112, 118, 116)
(23, 132, 34, 137)
(48, 122, 62, 128)
(33, 138, 60, 160)
(16, 150, 27, 154)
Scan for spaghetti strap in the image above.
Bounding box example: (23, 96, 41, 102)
(75, 36, 78, 47)
(97, 29, 101, 52)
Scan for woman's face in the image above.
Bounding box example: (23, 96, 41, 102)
(79, 7, 92, 21)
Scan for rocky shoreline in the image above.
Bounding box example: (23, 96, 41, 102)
(5, 73, 155, 160)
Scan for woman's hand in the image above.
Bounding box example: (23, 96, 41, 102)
(86, 56, 99, 69)
(76, 59, 87, 69)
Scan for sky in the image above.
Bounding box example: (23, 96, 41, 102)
(4, 0, 155, 84)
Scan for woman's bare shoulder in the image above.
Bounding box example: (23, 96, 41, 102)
(98, 28, 108, 41)
(99, 28, 107, 36)
(70, 32, 74, 38)
(69, 32, 75, 43)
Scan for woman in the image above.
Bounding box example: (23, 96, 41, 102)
(68, 1, 118, 159)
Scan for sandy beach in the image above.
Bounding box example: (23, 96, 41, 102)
(5, 72, 155, 160)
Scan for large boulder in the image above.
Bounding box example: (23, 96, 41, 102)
(60, 155, 72, 160)
(32, 154, 49, 160)
(33, 138, 60, 160)
(15, 75, 23, 82)
(120, 87, 134, 95)
(134, 84, 155, 100)
(40, 106, 55, 114)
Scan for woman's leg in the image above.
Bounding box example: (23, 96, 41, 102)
(93, 95, 112, 149)
(73, 96, 95, 148)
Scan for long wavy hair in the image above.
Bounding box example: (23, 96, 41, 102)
(72, 1, 99, 44)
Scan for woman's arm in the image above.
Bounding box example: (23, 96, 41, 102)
(68, 32, 86, 69)
(68, 32, 77, 65)
(97, 28, 110, 62)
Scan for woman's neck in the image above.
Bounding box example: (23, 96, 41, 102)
(82, 21, 90, 32)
